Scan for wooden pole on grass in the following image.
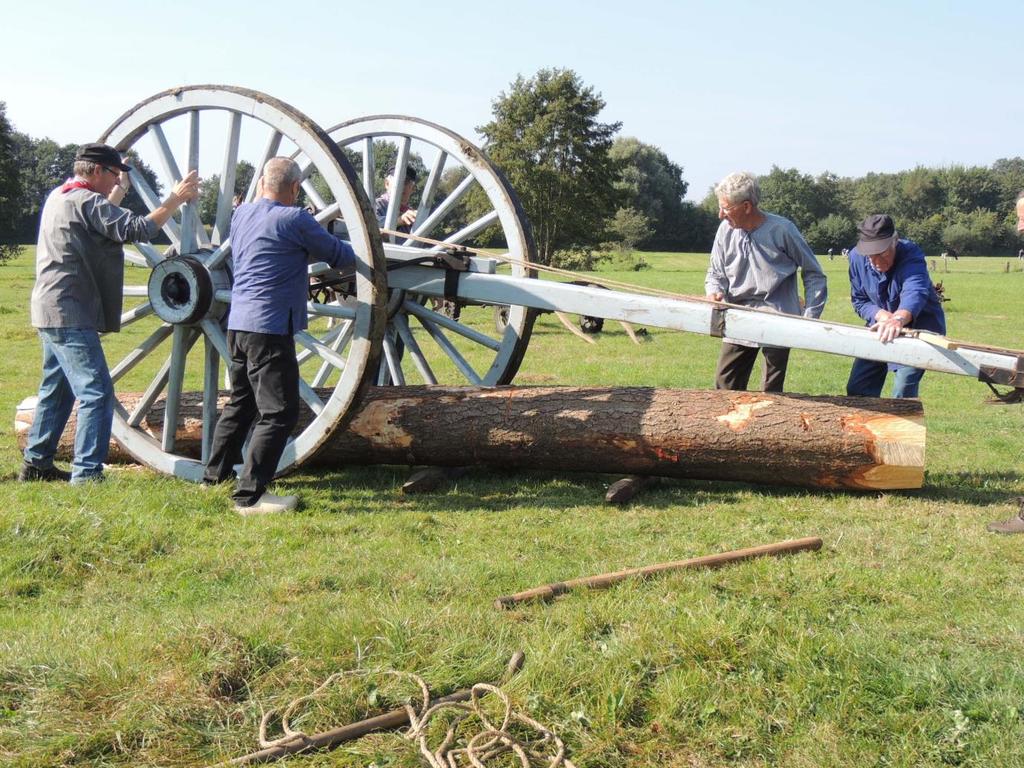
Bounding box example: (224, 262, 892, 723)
(494, 537, 823, 609)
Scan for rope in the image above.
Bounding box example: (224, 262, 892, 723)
(257, 668, 577, 767)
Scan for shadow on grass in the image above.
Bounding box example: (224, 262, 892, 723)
(287, 461, 1024, 517)
(287, 464, 852, 515)
(914, 470, 1024, 506)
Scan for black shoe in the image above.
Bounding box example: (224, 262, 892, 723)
(18, 463, 72, 482)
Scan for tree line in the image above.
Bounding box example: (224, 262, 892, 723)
(3, 75, 1023, 264)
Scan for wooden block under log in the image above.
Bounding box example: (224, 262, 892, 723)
(14, 386, 926, 490)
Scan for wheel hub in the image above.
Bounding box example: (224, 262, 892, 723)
(148, 255, 227, 324)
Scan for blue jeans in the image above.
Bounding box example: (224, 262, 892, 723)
(846, 358, 925, 398)
(23, 328, 114, 482)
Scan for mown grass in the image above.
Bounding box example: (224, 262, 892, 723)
(0, 248, 1022, 767)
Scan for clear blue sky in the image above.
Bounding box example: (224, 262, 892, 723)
(3, 0, 1021, 201)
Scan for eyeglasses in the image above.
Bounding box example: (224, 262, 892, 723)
(718, 200, 748, 214)
(103, 166, 122, 177)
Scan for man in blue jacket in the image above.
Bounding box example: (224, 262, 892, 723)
(846, 214, 945, 399)
(202, 157, 356, 515)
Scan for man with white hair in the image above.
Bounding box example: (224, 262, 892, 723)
(705, 171, 827, 392)
(202, 157, 356, 515)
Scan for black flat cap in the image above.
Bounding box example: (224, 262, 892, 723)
(75, 143, 132, 172)
(856, 214, 897, 256)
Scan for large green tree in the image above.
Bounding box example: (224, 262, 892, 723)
(609, 137, 686, 245)
(0, 103, 23, 261)
(478, 68, 621, 263)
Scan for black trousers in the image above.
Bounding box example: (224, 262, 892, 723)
(714, 342, 791, 393)
(203, 330, 300, 506)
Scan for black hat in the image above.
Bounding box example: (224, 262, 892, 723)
(75, 143, 132, 172)
(385, 165, 417, 182)
(856, 214, 897, 256)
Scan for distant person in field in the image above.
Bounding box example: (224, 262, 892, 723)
(22, 143, 198, 484)
(202, 157, 357, 515)
(704, 171, 827, 392)
(827, 247, 834, 260)
(987, 192, 1024, 534)
(845, 214, 945, 399)
(375, 165, 418, 233)
(842, 247, 849, 259)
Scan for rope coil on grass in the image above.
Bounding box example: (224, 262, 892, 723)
(257, 668, 576, 767)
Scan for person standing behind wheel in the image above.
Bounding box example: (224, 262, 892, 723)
(704, 171, 827, 392)
(845, 214, 945, 399)
(21, 143, 199, 484)
(375, 165, 418, 233)
(202, 157, 356, 515)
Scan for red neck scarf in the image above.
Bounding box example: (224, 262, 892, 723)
(60, 178, 95, 194)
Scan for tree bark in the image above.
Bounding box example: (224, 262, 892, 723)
(14, 386, 925, 490)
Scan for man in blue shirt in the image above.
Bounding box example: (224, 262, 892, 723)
(846, 214, 945, 399)
(202, 157, 356, 515)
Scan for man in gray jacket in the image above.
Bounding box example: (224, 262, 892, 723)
(21, 143, 198, 483)
(704, 171, 827, 392)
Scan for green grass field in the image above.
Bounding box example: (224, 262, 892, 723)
(0, 249, 1022, 767)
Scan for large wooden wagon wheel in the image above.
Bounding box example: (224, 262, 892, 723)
(321, 116, 537, 386)
(99, 85, 387, 481)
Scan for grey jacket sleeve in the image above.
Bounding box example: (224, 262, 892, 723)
(82, 195, 159, 243)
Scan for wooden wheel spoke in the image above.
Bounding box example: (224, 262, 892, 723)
(124, 243, 162, 268)
(111, 324, 173, 383)
(298, 379, 325, 415)
(361, 137, 375, 200)
(246, 130, 283, 202)
(307, 302, 357, 321)
(129, 165, 180, 247)
(212, 111, 242, 246)
(314, 202, 341, 225)
(148, 122, 207, 251)
(410, 174, 475, 241)
(161, 326, 199, 451)
(120, 301, 153, 328)
(201, 335, 221, 464)
(413, 315, 482, 384)
(205, 239, 232, 270)
(415, 149, 447, 224)
(301, 179, 328, 212)
(403, 299, 501, 350)
(393, 313, 437, 384)
(200, 319, 232, 360)
(382, 137, 412, 237)
(177, 110, 200, 253)
(416, 209, 499, 250)
(295, 329, 348, 371)
(128, 357, 172, 428)
(297, 318, 350, 366)
(378, 332, 406, 385)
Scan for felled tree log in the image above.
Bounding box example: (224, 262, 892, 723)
(14, 386, 926, 490)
